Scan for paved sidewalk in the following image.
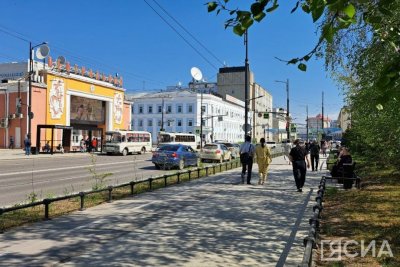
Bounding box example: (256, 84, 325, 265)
(0, 156, 328, 266)
(0, 149, 97, 160)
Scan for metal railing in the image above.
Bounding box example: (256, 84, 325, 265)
(299, 176, 327, 267)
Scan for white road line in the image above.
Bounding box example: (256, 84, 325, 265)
(0, 159, 146, 177)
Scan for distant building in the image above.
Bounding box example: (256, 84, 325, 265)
(216, 66, 273, 141)
(128, 90, 247, 145)
(307, 114, 331, 130)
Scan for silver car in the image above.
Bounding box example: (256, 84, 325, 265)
(216, 142, 240, 159)
(200, 143, 231, 163)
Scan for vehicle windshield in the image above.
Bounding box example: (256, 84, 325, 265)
(204, 144, 218, 149)
(105, 133, 122, 143)
(158, 145, 180, 151)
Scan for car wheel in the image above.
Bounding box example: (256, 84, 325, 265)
(139, 147, 146, 154)
(178, 160, 185, 170)
(155, 164, 160, 170)
(122, 148, 128, 156)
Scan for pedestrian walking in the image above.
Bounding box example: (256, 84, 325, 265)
(255, 138, 272, 185)
(309, 140, 320, 171)
(239, 135, 255, 184)
(283, 141, 291, 165)
(80, 138, 86, 152)
(9, 135, 14, 149)
(24, 135, 31, 156)
(321, 140, 327, 157)
(289, 139, 310, 192)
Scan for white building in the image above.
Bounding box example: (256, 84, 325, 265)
(128, 90, 247, 145)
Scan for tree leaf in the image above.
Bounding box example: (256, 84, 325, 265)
(343, 4, 356, 19)
(376, 104, 384, 110)
(291, 1, 300, 13)
(311, 3, 325, 22)
(298, 63, 307, 71)
(254, 12, 266, 22)
(266, 4, 279, 13)
(207, 2, 218, 12)
(233, 24, 246, 36)
(242, 17, 254, 29)
(301, 3, 310, 13)
(288, 58, 299, 64)
(250, 2, 263, 16)
(322, 24, 335, 43)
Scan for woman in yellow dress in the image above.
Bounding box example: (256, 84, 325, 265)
(255, 138, 272, 185)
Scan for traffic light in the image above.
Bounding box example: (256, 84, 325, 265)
(263, 113, 269, 119)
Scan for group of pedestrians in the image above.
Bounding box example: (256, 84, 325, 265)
(239, 136, 331, 193)
(80, 137, 99, 152)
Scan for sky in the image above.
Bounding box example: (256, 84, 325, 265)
(0, 0, 344, 125)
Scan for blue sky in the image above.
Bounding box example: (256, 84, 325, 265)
(0, 0, 344, 124)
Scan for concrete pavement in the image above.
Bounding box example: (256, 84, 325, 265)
(0, 148, 88, 160)
(0, 155, 328, 266)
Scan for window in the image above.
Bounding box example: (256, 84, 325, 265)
(148, 119, 153, 127)
(201, 105, 206, 113)
(188, 119, 193, 127)
(167, 120, 173, 126)
(148, 105, 153, 113)
(167, 105, 172, 113)
(177, 104, 182, 113)
(157, 105, 162, 113)
(157, 120, 161, 126)
(139, 105, 143, 114)
(201, 120, 205, 126)
(188, 104, 193, 113)
(177, 119, 182, 127)
(138, 119, 143, 127)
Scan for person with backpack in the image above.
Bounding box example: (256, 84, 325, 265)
(24, 135, 31, 156)
(309, 140, 320, 171)
(239, 135, 255, 184)
(255, 138, 272, 185)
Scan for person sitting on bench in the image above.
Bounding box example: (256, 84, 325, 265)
(43, 141, 51, 153)
(331, 147, 352, 177)
(56, 144, 64, 153)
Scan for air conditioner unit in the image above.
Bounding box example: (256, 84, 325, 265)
(8, 114, 16, 119)
(0, 118, 8, 128)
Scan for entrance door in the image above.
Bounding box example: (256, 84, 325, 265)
(15, 127, 21, 148)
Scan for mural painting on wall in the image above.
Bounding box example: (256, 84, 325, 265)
(70, 96, 105, 125)
(114, 93, 123, 125)
(49, 79, 65, 119)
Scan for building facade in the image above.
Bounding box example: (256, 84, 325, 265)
(129, 90, 246, 145)
(0, 60, 131, 150)
(216, 66, 273, 142)
(307, 114, 331, 130)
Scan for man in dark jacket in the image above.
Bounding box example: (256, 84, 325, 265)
(309, 140, 320, 171)
(289, 139, 310, 192)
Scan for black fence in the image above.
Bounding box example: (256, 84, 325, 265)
(299, 176, 327, 267)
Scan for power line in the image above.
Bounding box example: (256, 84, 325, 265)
(151, 0, 224, 66)
(0, 24, 167, 88)
(143, 0, 219, 70)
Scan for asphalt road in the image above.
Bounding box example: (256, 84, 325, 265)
(0, 152, 189, 207)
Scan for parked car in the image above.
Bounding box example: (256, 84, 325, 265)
(152, 144, 199, 170)
(200, 143, 231, 163)
(215, 142, 239, 159)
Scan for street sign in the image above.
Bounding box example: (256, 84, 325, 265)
(242, 123, 251, 133)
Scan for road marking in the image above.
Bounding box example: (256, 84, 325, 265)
(0, 159, 146, 177)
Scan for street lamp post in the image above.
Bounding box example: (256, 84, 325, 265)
(28, 41, 47, 144)
(275, 79, 290, 141)
(244, 30, 249, 141)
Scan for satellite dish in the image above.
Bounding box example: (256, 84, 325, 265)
(36, 45, 50, 59)
(57, 56, 66, 65)
(190, 67, 203, 81)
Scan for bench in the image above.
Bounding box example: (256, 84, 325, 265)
(326, 162, 361, 189)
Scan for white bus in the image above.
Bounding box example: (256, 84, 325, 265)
(158, 132, 199, 150)
(104, 130, 152, 156)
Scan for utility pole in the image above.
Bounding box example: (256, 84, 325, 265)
(306, 105, 309, 142)
(244, 30, 249, 141)
(200, 90, 204, 149)
(286, 79, 290, 141)
(322, 91, 324, 138)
